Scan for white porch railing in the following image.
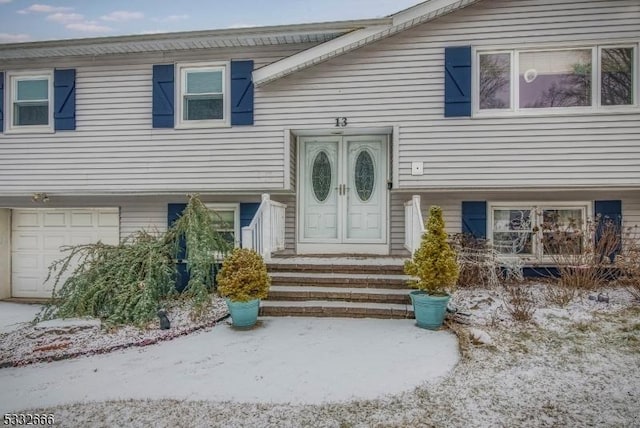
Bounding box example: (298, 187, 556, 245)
(404, 195, 425, 254)
(241, 194, 287, 261)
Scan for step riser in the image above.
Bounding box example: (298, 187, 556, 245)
(265, 260, 410, 319)
(267, 264, 405, 275)
(271, 277, 408, 289)
(260, 307, 414, 319)
(267, 291, 410, 305)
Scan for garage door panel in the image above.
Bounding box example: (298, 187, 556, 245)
(12, 233, 41, 251)
(43, 234, 68, 250)
(71, 212, 94, 227)
(13, 254, 41, 270)
(99, 229, 120, 245)
(43, 212, 67, 227)
(70, 233, 97, 246)
(12, 276, 41, 293)
(14, 212, 39, 227)
(11, 208, 119, 298)
(99, 212, 119, 227)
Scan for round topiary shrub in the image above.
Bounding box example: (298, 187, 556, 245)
(216, 248, 271, 302)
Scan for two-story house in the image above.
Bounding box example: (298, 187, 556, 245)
(1, 0, 639, 317)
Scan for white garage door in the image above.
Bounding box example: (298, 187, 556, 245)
(11, 208, 119, 298)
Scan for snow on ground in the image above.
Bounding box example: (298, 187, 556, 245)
(4, 284, 640, 427)
(0, 303, 41, 334)
(0, 297, 228, 367)
(0, 317, 459, 413)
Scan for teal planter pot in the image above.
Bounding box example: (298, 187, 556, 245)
(410, 291, 451, 330)
(225, 298, 260, 328)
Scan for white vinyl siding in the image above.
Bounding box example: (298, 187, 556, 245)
(0, 0, 638, 257)
(1, 1, 638, 194)
(0, 45, 312, 194)
(389, 190, 640, 256)
(257, 0, 640, 190)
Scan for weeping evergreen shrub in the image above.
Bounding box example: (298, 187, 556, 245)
(168, 195, 233, 313)
(39, 194, 232, 326)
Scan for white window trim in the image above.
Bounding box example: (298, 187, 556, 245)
(5, 70, 54, 134)
(176, 62, 230, 129)
(488, 201, 592, 263)
(205, 203, 240, 248)
(473, 42, 639, 118)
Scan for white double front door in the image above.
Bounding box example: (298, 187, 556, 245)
(298, 135, 388, 254)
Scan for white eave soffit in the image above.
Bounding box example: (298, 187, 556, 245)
(253, 0, 481, 86)
(0, 19, 391, 61)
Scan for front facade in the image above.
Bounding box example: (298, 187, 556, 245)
(1, 0, 639, 298)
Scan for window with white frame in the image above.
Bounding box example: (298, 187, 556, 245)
(489, 203, 589, 260)
(477, 44, 637, 114)
(206, 203, 240, 248)
(178, 63, 228, 127)
(8, 72, 53, 130)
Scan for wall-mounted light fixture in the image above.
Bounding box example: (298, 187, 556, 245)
(32, 193, 50, 203)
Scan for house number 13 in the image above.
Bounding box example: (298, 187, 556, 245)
(335, 117, 348, 127)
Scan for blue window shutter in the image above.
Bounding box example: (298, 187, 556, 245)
(444, 46, 472, 117)
(594, 200, 622, 261)
(168, 203, 188, 291)
(0, 72, 4, 133)
(54, 69, 76, 131)
(153, 64, 175, 128)
(462, 201, 487, 239)
(231, 60, 254, 126)
(240, 202, 260, 246)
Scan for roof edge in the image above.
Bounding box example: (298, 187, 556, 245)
(0, 18, 393, 51)
(254, 0, 480, 86)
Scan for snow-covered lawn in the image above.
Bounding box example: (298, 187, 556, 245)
(2, 284, 639, 427)
(0, 297, 228, 368)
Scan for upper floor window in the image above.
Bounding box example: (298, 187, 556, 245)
(8, 71, 53, 132)
(177, 63, 229, 128)
(476, 44, 637, 115)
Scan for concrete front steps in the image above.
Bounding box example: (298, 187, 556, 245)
(261, 257, 415, 319)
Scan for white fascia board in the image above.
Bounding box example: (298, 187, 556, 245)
(253, 0, 480, 87)
(253, 25, 388, 86)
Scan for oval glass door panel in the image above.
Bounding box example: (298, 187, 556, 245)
(312, 151, 332, 202)
(354, 150, 375, 202)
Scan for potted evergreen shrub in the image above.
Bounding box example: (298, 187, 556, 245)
(404, 206, 459, 330)
(216, 248, 271, 328)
